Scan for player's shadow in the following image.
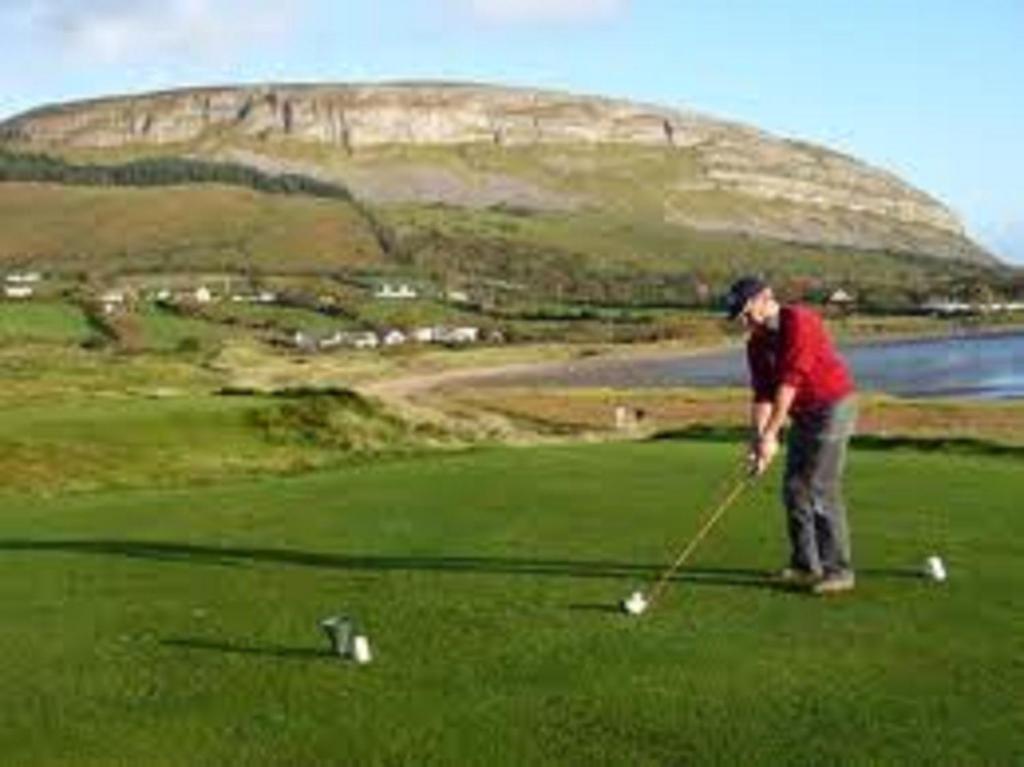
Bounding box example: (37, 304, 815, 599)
(0, 540, 926, 596)
(0, 538, 767, 589)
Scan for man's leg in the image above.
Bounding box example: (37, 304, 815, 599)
(810, 397, 857, 578)
(782, 420, 821, 574)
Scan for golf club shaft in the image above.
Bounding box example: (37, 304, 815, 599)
(645, 472, 752, 610)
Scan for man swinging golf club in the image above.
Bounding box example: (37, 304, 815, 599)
(726, 277, 858, 595)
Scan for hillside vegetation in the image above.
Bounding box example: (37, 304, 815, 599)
(0, 176, 1012, 315)
(0, 182, 384, 273)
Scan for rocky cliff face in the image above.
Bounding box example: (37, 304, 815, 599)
(0, 83, 991, 263)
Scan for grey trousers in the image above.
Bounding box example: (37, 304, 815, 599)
(783, 396, 857, 576)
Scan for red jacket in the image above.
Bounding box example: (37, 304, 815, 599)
(747, 305, 854, 413)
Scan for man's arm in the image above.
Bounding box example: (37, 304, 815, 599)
(751, 400, 772, 436)
(748, 399, 773, 473)
(752, 383, 797, 475)
(763, 383, 796, 440)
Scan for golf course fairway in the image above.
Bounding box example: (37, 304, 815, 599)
(1, 439, 1021, 765)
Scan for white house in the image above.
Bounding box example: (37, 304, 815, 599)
(382, 329, 407, 346)
(445, 327, 480, 344)
(411, 327, 437, 343)
(194, 286, 213, 304)
(374, 283, 418, 300)
(351, 331, 380, 349)
(446, 289, 470, 304)
(318, 331, 345, 349)
(978, 301, 1024, 313)
(99, 290, 126, 315)
(292, 331, 318, 351)
(3, 285, 33, 299)
(923, 298, 972, 315)
(5, 272, 42, 284)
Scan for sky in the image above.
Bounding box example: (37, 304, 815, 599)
(0, 0, 1021, 263)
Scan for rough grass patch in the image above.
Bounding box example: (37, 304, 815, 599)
(249, 387, 453, 453)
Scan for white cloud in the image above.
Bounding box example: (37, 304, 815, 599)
(462, 0, 628, 23)
(12, 0, 302, 62)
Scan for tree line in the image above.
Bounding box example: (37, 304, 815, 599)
(0, 149, 353, 201)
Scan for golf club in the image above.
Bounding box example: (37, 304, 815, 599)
(622, 462, 753, 616)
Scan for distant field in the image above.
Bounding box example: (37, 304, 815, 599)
(135, 305, 233, 351)
(0, 440, 1020, 765)
(0, 301, 90, 344)
(197, 301, 362, 335)
(355, 297, 484, 329)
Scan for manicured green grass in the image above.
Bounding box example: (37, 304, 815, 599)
(0, 440, 1020, 765)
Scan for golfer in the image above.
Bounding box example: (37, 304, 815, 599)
(725, 277, 857, 594)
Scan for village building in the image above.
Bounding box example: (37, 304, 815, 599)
(382, 329, 407, 346)
(317, 331, 346, 350)
(4, 272, 42, 285)
(923, 298, 972, 315)
(3, 285, 33, 299)
(441, 326, 480, 344)
(411, 327, 437, 343)
(350, 331, 380, 349)
(291, 331, 318, 351)
(374, 283, 418, 300)
(99, 290, 127, 313)
(827, 289, 855, 306)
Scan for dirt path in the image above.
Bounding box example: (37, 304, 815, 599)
(361, 358, 569, 400)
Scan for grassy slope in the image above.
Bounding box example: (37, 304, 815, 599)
(0, 298, 242, 350)
(0, 182, 385, 273)
(133, 305, 233, 351)
(0, 301, 91, 345)
(380, 203, 954, 286)
(0, 440, 1020, 765)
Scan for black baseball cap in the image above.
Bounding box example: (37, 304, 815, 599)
(724, 276, 768, 319)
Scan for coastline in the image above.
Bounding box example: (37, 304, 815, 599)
(362, 320, 1024, 401)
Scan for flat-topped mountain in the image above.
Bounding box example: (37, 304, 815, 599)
(0, 82, 995, 268)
